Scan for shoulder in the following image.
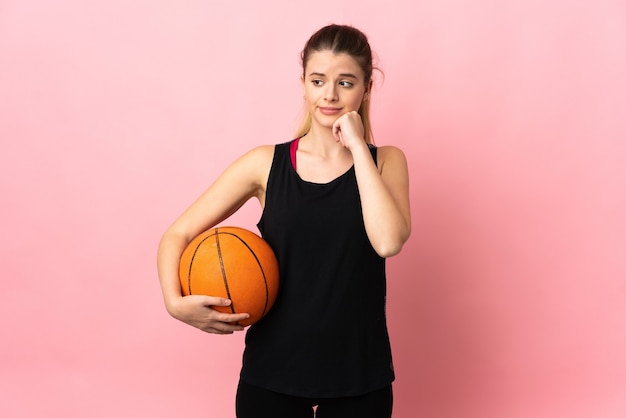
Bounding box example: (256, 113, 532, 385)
(217, 145, 275, 186)
(376, 144, 406, 159)
(242, 144, 275, 162)
(374, 145, 408, 174)
(231, 144, 275, 171)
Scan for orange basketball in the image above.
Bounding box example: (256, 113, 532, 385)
(179, 226, 279, 326)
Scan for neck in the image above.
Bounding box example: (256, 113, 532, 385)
(302, 125, 341, 150)
(301, 125, 348, 158)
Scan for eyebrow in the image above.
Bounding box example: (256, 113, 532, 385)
(308, 72, 359, 79)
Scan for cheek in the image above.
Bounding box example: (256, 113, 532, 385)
(304, 93, 316, 109)
(347, 94, 365, 111)
(303, 85, 317, 102)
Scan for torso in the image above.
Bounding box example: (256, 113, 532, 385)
(241, 140, 395, 398)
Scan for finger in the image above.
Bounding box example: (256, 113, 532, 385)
(194, 295, 233, 307)
(332, 120, 341, 140)
(208, 322, 246, 334)
(214, 311, 251, 323)
(182, 294, 229, 306)
(333, 122, 344, 143)
(335, 130, 342, 143)
(203, 326, 235, 335)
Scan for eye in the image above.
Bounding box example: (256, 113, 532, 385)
(311, 79, 324, 86)
(339, 80, 354, 88)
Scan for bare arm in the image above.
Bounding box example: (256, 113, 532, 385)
(157, 145, 274, 333)
(355, 144, 411, 257)
(334, 112, 411, 257)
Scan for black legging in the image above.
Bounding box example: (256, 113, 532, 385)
(236, 380, 393, 418)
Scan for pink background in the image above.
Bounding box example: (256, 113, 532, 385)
(1, 0, 625, 416)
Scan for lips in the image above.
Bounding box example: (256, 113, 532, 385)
(318, 107, 342, 116)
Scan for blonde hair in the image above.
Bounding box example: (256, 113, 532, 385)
(295, 24, 376, 144)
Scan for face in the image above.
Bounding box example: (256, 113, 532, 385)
(301, 50, 370, 130)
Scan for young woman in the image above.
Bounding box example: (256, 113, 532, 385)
(157, 24, 411, 418)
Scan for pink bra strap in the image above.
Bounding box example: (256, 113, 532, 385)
(290, 137, 300, 170)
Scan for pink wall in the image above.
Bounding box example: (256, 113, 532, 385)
(1, 0, 625, 416)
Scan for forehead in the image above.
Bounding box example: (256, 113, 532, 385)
(305, 50, 364, 78)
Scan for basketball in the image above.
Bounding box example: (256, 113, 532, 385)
(179, 226, 279, 326)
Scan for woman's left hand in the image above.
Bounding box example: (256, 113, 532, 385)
(332, 111, 366, 151)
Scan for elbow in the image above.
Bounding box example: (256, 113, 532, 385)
(375, 244, 403, 258)
(372, 230, 410, 258)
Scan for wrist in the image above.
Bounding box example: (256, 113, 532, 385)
(348, 139, 370, 156)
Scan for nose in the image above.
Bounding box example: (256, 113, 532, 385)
(324, 83, 338, 102)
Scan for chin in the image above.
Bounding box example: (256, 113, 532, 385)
(312, 115, 340, 129)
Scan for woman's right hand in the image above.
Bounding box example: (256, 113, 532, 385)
(167, 294, 250, 334)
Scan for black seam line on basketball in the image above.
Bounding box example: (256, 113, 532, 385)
(215, 228, 236, 315)
(219, 231, 270, 318)
(187, 234, 219, 295)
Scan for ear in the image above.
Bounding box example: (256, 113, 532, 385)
(301, 74, 306, 97)
(362, 79, 373, 101)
